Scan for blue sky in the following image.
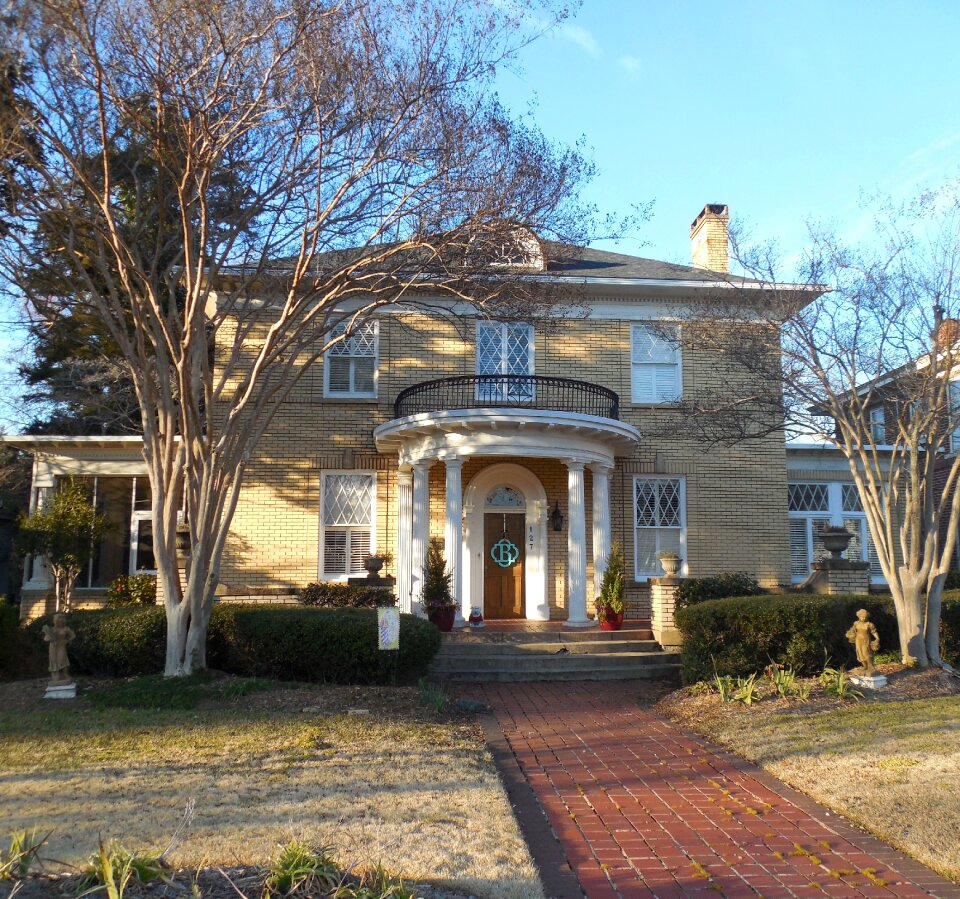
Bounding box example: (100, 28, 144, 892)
(496, 0, 960, 265)
(3, 2, 959, 430)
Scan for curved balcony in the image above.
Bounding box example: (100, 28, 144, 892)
(376, 375, 638, 467)
(394, 375, 620, 420)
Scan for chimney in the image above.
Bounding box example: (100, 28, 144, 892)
(690, 203, 729, 273)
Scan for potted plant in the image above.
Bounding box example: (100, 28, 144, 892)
(422, 538, 456, 631)
(595, 541, 626, 631)
(362, 549, 394, 577)
(656, 549, 682, 577)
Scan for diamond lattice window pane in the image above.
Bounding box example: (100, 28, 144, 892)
(505, 325, 532, 375)
(635, 478, 681, 527)
(350, 323, 377, 356)
(632, 324, 677, 363)
(476, 322, 501, 374)
(841, 484, 863, 513)
(635, 480, 658, 527)
(658, 480, 681, 527)
(324, 475, 373, 526)
(788, 483, 829, 512)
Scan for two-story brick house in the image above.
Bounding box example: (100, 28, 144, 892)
(11, 205, 827, 626)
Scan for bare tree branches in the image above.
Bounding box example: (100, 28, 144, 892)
(1, 0, 605, 673)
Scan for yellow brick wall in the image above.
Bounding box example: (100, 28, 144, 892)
(220, 312, 792, 616)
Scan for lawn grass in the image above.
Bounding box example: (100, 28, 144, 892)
(0, 676, 543, 899)
(659, 685, 960, 882)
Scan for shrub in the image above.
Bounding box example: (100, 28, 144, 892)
(674, 571, 765, 609)
(676, 593, 899, 682)
(25, 607, 168, 676)
(107, 573, 158, 607)
(421, 539, 454, 612)
(208, 605, 440, 684)
(25, 605, 440, 684)
(595, 542, 625, 622)
(298, 583, 396, 608)
(0, 597, 18, 675)
(940, 590, 960, 665)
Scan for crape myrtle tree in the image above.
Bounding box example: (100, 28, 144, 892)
(671, 185, 960, 667)
(2, 0, 606, 674)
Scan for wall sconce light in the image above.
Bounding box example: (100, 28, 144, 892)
(550, 500, 564, 532)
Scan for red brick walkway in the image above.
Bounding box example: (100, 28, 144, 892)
(468, 681, 959, 899)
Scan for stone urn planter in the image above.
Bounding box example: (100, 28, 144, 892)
(820, 526, 853, 559)
(657, 552, 682, 577)
(363, 555, 386, 577)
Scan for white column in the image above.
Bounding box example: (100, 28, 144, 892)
(395, 467, 413, 613)
(24, 485, 52, 591)
(410, 460, 432, 616)
(590, 463, 613, 600)
(443, 456, 466, 626)
(564, 460, 593, 627)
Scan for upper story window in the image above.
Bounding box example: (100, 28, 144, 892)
(476, 321, 533, 402)
(631, 323, 681, 404)
(950, 382, 960, 453)
(324, 320, 378, 398)
(319, 472, 375, 579)
(869, 406, 886, 444)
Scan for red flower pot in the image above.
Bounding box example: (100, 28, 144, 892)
(428, 607, 456, 632)
(598, 611, 624, 632)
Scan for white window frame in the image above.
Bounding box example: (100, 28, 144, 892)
(323, 320, 379, 399)
(949, 382, 960, 453)
(630, 323, 682, 404)
(869, 406, 886, 445)
(318, 471, 376, 581)
(788, 481, 885, 585)
(475, 320, 535, 376)
(632, 475, 686, 580)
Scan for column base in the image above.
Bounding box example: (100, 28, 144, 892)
(563, 617, 597, 629)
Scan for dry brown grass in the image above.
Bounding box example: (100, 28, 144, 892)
(655, 667, 960, 882)
(0, 679, 543, 899)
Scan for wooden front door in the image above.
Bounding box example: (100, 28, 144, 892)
(484, 512, 525, 618)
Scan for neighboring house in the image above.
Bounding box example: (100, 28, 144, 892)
(11, 205, 840, 623)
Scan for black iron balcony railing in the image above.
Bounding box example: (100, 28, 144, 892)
(393, 375, 620, 420)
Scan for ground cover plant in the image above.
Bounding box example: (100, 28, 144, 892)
(0, 675, 542, 899)
(656, 665, 960, 881)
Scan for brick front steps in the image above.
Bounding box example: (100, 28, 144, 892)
(428, 621, 680, 682)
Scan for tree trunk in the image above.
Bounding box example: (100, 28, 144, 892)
(925, 573, 945, 665)
(893, 571, 929, 666)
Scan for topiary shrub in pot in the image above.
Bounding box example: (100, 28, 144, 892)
(595, 541, 626, 631)
(422, 538, 456, 631)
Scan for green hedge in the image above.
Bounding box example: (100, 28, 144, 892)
(297, 582, 396, 608)
(25, 604, 440, 684)
(25, 606, 168, 676)
(674, 572, 765, 609)
(676, 594, 899, 682)
(676, 592, 960, 681)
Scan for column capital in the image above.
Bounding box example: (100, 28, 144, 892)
(412, 458, 436, 472)
(563, 458, 586, 472)
(589, 461, 614, 476)
(440, 455, 463, 470)
(397, 467, 413, 485)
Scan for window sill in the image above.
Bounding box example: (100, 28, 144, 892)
(322, 395, 380, 403)
(627, 401, 682, 409)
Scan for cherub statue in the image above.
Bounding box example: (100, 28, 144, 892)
(846, 608, 880, 674)
(42, 613, 76, 684)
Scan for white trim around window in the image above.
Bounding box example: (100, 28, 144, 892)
(323, 320, 379, 399)
(630, 323, 681, 404)
(632, 475, 686, 579)
(318, 471, 377, 580)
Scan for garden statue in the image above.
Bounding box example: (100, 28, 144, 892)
(43, 613, 75, 684)
(846, 608, 880, 674)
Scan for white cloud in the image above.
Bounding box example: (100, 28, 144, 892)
(618, 54, 642, 75)
(558, 23, 601, 57)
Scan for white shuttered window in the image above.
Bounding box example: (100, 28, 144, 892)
(633, 477, 685, 577)
(631, 324, 681, 403)
(320, 473, 375, 578)
(324, 321, 378, 398)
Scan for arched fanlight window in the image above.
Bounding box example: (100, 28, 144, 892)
(486, 486, 525, 509)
